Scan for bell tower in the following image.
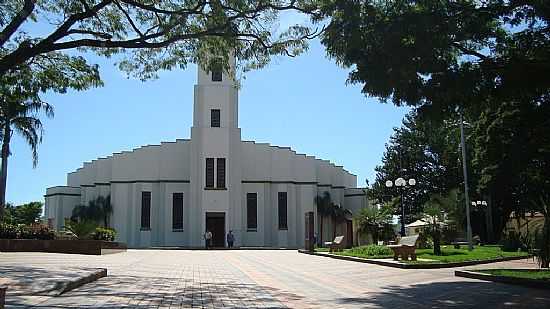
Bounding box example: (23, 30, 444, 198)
(189, 54, 243, 247)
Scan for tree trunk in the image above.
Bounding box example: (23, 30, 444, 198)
(433, 228, 442, 256)
(541, 214, 550, 268)
(319, 215, 323, 245)
(0, 124, 11, 221)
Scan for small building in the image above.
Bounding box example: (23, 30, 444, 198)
(44, 56, 366, 248)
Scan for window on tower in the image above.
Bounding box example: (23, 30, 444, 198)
(211, 109, 220, 127)
(216, 158, 226, 188)
(206, 158, 215, 188)
(211, 62, 222, 82)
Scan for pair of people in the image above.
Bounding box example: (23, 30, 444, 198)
(204, 230, 235, 248)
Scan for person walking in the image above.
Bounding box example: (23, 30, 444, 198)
(227, 230, 235, 248)
(204, 230, 212, 249)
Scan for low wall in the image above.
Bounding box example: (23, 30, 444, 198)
(0, 239, 127, 255)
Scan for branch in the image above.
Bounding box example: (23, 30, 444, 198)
(119, 0, 207, 16)
(66, 29, 113, 40)
(0, 0, 36, 48)
(451, 42, 489, 61)
(113, 0, 144, 38)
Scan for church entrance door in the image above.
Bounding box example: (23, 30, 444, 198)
(206, 212, 225, 248)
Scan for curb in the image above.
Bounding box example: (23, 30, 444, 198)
(44, 268, 107, 296)
(143, 247, 299, 251)
(455, 270, 550, 290)
(298, 249, 529, 269)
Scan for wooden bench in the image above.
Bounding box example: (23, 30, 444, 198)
(387, 235, 419, 261)
(324, 236, 345, 252)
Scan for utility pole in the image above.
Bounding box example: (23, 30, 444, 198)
(459, 111, 473, 251)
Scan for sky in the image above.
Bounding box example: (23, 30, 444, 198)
(8, 31, 409, 206)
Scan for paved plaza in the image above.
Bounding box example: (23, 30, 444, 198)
(1, 250, 549, 308)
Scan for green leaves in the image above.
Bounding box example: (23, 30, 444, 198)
(1, 0, 322, 80)
(1, 201, 42, 225)
(318, 0, 550, 111)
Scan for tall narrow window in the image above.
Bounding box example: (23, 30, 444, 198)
(278, 192, 287, 230)
(141, 191, 151, 230)
(206, 158, 215, 188)
(172, 193, 183, 230)
(247, 193, 257, 231)
(211, 109, 220, 127)
(216, 158, 226, 188)
(211, 62, 222, 82)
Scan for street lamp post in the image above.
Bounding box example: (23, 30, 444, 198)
(471, 200, 489, 243)
(459, 111, 474, 251)
(385, 177, 416, 236)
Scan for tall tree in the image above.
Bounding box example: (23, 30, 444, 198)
(318, 0, 550, 240)
(369, 110, 465, 223)
(0, 0, 321, 80)
(314, 191, 333, 243)
(0, 61, 101, 220)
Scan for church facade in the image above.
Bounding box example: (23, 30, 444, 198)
(44, 56, 367, 248)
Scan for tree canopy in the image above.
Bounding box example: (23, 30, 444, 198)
(318, 0, 550, 112)
(319, 0, 550, 241)
(2, 201, 43, 225)
(1, 0, 321, 80)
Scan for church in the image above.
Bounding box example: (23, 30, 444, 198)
(44, 55, 367, 248)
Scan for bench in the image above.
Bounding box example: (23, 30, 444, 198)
(387, 235, 419, 261)
(324, 236, 345, 253)
(451, 239, 469, 249)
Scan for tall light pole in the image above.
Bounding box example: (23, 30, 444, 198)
(472, 200, 489, 243)
(459, 111, 473, 251)
(386, 177, 416, 236)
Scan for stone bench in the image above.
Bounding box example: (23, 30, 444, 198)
(387, 235, 420, 261)
(324, 236, 345, 253)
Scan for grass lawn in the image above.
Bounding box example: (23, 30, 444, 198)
(477, 269, 550, 280)
(315, 245, 393, 259)
(409, 245, 528, 264)
(316, 245, 528, 263)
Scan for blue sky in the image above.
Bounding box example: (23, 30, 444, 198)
(8, 38, 409, 205)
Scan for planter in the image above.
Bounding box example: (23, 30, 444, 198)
(0, 239, 127, 255)
(455, 270, 550, 290)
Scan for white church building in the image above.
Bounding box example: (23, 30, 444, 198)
(45, 56, 367, 248)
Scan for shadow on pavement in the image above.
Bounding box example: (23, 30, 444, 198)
(0, 265, 96, 296)
(6, 272, 298, 308)
(336, 281, 550, 308)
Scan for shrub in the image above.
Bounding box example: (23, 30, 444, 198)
(417, 231, 433, 249)
(27, 224, 56, 240)
(347, 244, 393, 257)
(64, 219, 98, 240)
(500, 232, 522, 252)
(93, 227, 117, 241)
(0, 223, 18, 239)
(0, 223, 55, 240)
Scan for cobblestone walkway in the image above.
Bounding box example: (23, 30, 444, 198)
(1, 250, 549, 308)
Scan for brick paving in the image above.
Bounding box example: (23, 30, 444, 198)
(1, 250, 549, 308)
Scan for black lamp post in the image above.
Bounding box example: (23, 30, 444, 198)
(385, 177, 416, 236)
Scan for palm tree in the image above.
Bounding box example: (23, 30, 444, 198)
(71, 195, 113, 227)
(0, 99, 53, 219)
(314, 192, 333, 244)
(331, 204, 348, 239)
(355, 205, 392, 245)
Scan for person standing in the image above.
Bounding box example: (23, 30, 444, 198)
(204, 230, 212, 249)
(227, 230, 235, 248)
